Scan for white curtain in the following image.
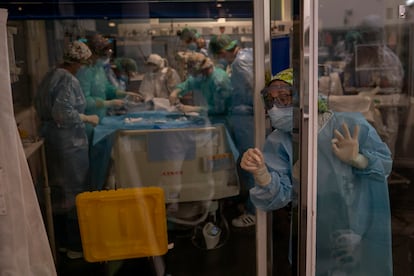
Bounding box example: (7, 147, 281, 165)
(0, 9, 56, 275)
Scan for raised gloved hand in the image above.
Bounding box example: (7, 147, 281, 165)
(241, 148, 271, 187)
(331, 123, 368, 169)
(330, 229, 362, 270)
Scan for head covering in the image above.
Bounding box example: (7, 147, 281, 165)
(262, 68, 295, 110)
(87, 34, 112, 56)
(208, 34, 238, 55)
(187, 52, 213, 75)
(179, 28, 200, 41)
(269, 68, 293, 86)
(145, 54, 165, 69)
(113, 57, 137, 73)
(359, 14, 384, 43)
(63, 41, 92, 64)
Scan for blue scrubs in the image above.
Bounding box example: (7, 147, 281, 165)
(250, 111, 393, 275)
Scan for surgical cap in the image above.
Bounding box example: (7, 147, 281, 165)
(114, 58, 138, 73)
(179, 28, 200, 41)
(146, 54, 165, 69)
(359, 14, 384, 43)
(269, 68, 293, 86)
(208, 34, 238, 55)
(63, 41, 92, 64)
(87, 34, 112, 56)
(187, 52, 213, 74)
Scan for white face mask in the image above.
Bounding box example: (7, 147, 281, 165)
(267, 106, 293, 132)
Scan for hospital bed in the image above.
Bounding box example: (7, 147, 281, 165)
(112, 124, 240, 203)
(92, 111, 239, 202)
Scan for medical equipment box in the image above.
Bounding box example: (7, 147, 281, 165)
(76, 187, 168, 262)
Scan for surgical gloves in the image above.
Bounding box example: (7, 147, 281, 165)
(331, 123, 368, 169)
(241, 148, 271, 187)
(331, 229, 362, 270)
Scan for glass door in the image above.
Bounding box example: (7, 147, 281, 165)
(313, 0, 414, 275)
(2, 1, 263, 275)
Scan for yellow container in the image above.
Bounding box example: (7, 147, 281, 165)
(76, 187, 168, 262)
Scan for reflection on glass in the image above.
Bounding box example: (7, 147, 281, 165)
(318, 1, 413, 275)
(8, 13, 258, 274)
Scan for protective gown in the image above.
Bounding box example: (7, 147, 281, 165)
(76, 58, 119, 190)
(35, 67, 89, 251)
(76, 58, 118, 139)
(177, 66, 232, 123)
(140, 67, 181, 102)
(229, 47, 254, 154)
(228, 47, 256, 214)
(35, 68, 89, 213)
(250, 111, 393, 276)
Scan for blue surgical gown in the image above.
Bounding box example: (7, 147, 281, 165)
(250, 111, 393, 275)
(35, 68, 89, 213)
(229, 48, 256, 214)
(229, 48, 254, 154)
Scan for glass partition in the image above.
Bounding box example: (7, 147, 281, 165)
(2, 1, 269, 275)
(317, 0, 414, 275)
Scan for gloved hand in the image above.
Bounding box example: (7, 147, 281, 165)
(330, 229, 362, 270)
(331, 123, 368, 169)
(104, 99, 124, 108)
(169, 89, 180, 105)
(79, 114, 99, 126)
(176, 103, 203, 114)
(122, 91, 144, 102)
(241, 148, 271, 187)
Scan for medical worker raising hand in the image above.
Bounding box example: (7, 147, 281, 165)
(241, 148, 271, 187)
(331, 123, 368, 169)
(244, 68, 393, 276)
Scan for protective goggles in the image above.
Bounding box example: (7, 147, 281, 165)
(261, 86, 293, 109)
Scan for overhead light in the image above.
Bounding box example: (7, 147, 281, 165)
(217, 18, 226, 23)
(108, 21, 116, 28)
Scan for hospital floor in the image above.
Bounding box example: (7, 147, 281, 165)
(55, 168, 414, 276)
(55, 197, 259, 276)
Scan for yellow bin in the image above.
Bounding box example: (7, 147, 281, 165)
(76, 187, 168, 262)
